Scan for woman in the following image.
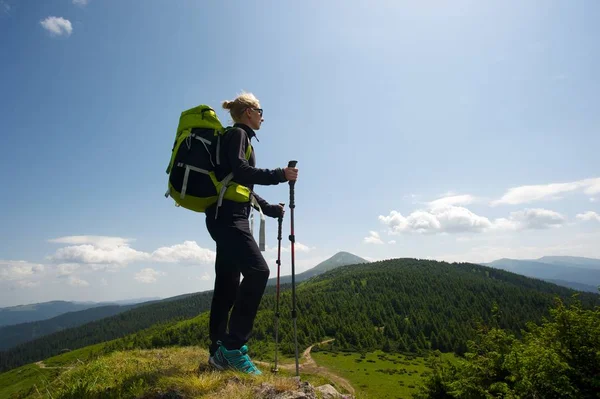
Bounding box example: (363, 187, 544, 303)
(206, 91, 298, 375)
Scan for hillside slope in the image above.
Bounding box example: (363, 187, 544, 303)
(0, 301, 108, 327)
(106, 258, 599, 363)
(0, 304, 138, 351)
(0, 291, 214, 372)
(0, 252, 368, 371)
(3, 258, 598, 375)
(0, 298, 159, 327)
(267, 251, 368, 286)
(0, 345, 349, 399)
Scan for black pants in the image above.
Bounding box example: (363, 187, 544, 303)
(205, 207, 270, 355)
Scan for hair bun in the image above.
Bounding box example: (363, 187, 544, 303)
(222, 100, 233, 109)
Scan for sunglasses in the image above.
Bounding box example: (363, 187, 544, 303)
(250, 108, 263, 116)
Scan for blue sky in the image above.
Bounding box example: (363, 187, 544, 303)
(1, 0, 599, 307)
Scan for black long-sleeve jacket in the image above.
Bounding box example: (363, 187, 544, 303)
(209, 123, 287, 218)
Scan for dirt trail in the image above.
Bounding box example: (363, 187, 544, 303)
(257, 339, 354, 395)
(35, 361, 73, 370)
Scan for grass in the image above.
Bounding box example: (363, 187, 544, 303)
(0, 335, 459, 399)
(311, 349, 458, 399)
(0, 343, 113, 399)
(0, 346, 337, 399)
(0, 364, 61, 398)
(43, 342, 108, 367)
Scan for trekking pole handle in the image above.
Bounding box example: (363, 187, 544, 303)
(287, 160, 297, 208)
(277, 204, 284, 240)
(287, 160, 297, 189)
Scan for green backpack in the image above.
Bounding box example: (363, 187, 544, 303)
(164, 105, 254, 213)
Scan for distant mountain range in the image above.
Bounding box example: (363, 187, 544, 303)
(0, 298, 160, 328)
(3, 252, 597, 366)
(0, 253, 366, 353)
(482, 256, 600, 293)
(267, 251, 369, 286)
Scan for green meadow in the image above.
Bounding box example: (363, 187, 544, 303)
(0, 342, 109, 398)
(311, 349, 458, 399)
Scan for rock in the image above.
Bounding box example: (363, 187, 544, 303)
(226, 375, 242, 385)
(315, 384, 350, 399)
(274, 392, 311, 399)
(254, 382, 278, 399)
(315, 384, 340, 399)
(251, 379, 354, 399)
(272, 380, 317, 399)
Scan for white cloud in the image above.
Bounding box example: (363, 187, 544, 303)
(72, 0, 89, 6)
(388, 240, 396, 244)
(492, 177, 600, 206)
(57, 263, 80, 276)
(48, 236, 218, 268)
(380, 205, 492, 235)
(584, 179, 600, 195)
(429, 194, 476, 207)
(364, 231, 384, 245)
(379, 205, 566, 235)
(591, 198, 597, 203)
(48, 244, 148, 266)
(40, 16, 73, 37)
(16, 280, 40, 288)
(490, 217, 519, 231)
(68, 275, 89, 287)
(135, 268, 165, 284)
(0, 261, 45, 281)
(505, 208, 566, 230)
(197, 273, 211, 281)
(49, 236, 134, 248)
(576, 211, 600, 223)
(293, 243, 314, 252)
(266, 242, 315, 254)
(151, 241, 215, 264)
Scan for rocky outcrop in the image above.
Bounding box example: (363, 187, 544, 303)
(253, 380, 354, 399)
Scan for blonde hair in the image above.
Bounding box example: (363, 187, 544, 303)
(222, 91, 260, 123)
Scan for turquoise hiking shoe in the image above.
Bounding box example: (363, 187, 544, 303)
(209, 342, 262, 375)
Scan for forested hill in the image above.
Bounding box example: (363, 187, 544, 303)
(0, 304, 137, 351)
(101, 258, 599, 363)
(255, 258, 600, 355)
(2, 258, 598, 373)
(0, 291, 214, 372)
(0, 301, 111, 327)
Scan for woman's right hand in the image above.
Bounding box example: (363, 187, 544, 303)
(283, 166, 298, 181)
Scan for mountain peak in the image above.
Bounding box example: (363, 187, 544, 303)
(312, 251, 369, 273)
(266, 251, 368, 288)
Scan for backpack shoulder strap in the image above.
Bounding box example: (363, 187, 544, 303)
(222, 126, 252, 161)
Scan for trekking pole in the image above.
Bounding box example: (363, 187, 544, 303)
(287, 160, 300, 377)
(272, 202, 285, 373)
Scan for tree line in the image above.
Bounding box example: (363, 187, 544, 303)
(2, 258, 598, 373)
(105, 259, 599, 361)
(415, 295, 600, 398)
